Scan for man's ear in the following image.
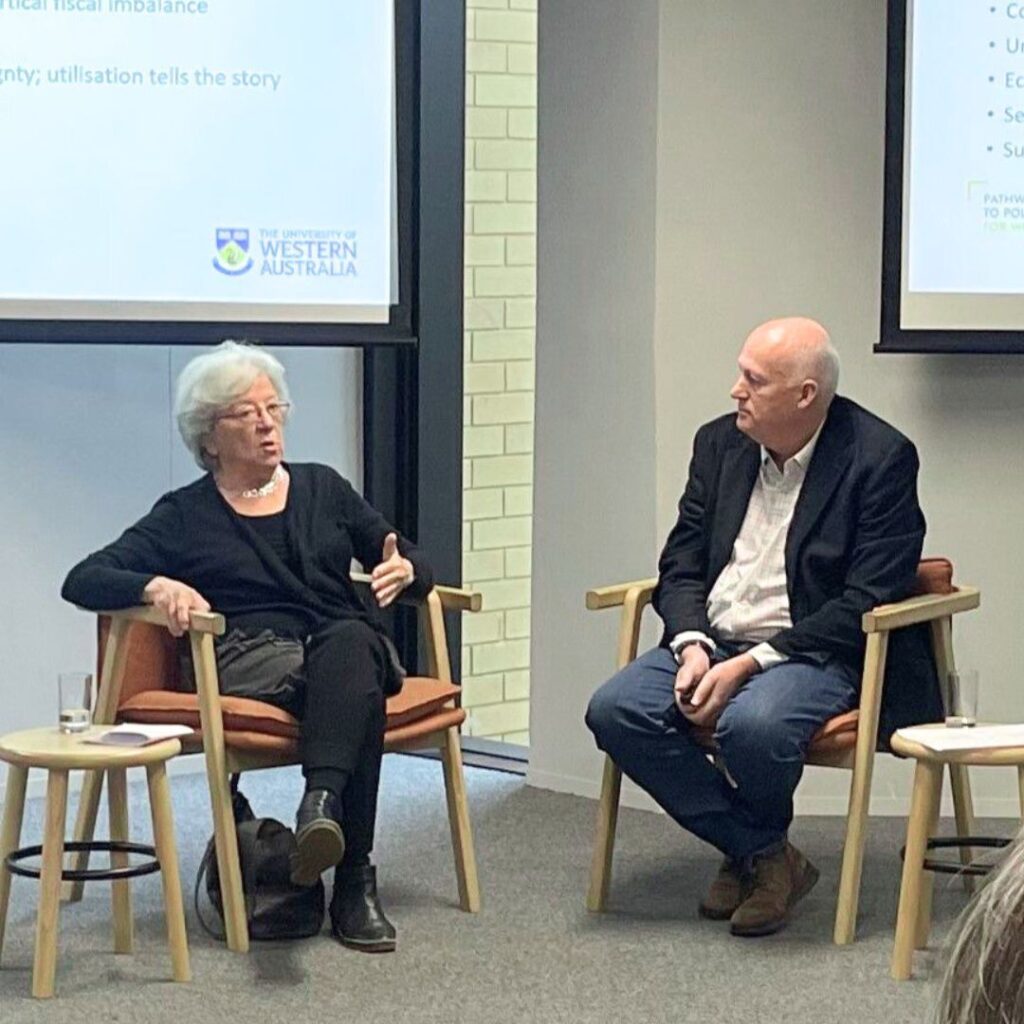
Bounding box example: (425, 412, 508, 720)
(797, 380, 819, 409)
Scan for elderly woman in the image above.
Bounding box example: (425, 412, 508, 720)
(61, 340, 432, 954)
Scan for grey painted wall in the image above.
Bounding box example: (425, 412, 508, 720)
(531, 0, 1024, 816)
(0, 344, 360, 794)
(529, 0, 661, 795)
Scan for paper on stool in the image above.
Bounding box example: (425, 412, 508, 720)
(896, 724, 1024, 752)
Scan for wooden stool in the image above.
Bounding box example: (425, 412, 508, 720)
(890, 725, 1024, 981)
(0, 727, 190, 998)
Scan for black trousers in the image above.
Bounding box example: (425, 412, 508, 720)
(198, 619, 389, 864)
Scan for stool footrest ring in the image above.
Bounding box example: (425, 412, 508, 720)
(5, 840, 160, 882)
(900, 835, 1011, 878)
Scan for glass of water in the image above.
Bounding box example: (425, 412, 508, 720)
(58, 672, 93, 734)
(946, 669, 979, 728)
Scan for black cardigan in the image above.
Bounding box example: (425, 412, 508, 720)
(62, 463, 434, 674)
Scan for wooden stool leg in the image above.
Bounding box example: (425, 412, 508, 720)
(107, 768, 133, 953)
(949, 762, 976, 895)
(892, 761, 941, 980)
(62, 767, 104, 904)
(915, 767, 944, 950)
(33, 770, 69, 999)
(146, 763, 190, 983)
(441, 726, 481, 912)
(587, 756, 622, 913)
(0, 764, 29, 964)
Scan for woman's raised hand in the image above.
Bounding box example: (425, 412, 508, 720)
(370, 532, 415, 608)
(143, 576, 212, 637)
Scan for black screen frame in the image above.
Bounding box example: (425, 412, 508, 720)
(879, 0, 1024, 355)
(0, 0, 418, 348)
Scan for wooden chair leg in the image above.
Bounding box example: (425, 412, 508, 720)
(1017, 765, 1024, 823)
(146, 763, 191, 982)
(33, 770, 69, 999)
(892, 761, 942, 980)
(107, 768, 133, 954)
(834, 631, 889, 945)
(949, 762, 976, 895)
(204, 762, 248, 953)
(62, 767, 104, 903)
(440, 726, 480, 913)
(587, 756, 622, 913)
(833, 746, 877, 945)
(0, 764, 29, 964)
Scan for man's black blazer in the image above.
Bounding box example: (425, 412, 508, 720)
(653, 395, 943, 745)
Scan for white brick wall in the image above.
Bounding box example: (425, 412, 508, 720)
(462, 4, 536, 746)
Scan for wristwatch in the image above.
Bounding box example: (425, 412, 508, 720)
(670, 637, 715, 665)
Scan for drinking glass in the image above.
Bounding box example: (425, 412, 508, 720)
(945, 668, 978, 728)
(58, 672, 93, 734)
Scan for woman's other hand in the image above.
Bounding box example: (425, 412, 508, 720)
(370, 533, 415, 608)
(143, 576, 211, 636)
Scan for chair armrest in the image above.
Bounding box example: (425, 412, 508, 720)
(585, 578, 659, 671)
(861, 586, 980, 634)
(88, 606, 225, 725)
(348, 573, 482, 683)
(433, 585, 483, 613)
(585, 578, 658, 611)
(96, 605, 226, 636)
(349, 572, 483, 613)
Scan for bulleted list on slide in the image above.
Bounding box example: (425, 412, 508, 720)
(908, 2, 1024, 294)
(0, 0, 395, 316)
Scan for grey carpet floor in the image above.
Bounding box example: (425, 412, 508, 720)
(0, 757, 1009, 1024)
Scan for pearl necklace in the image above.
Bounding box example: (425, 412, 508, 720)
(226, 464, 284, 499)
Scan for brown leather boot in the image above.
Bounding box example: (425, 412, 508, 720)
(698, 858, 748, 920)
(729, 842, 819, 937)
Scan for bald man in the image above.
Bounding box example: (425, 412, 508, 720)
(586, 318, 940, 937)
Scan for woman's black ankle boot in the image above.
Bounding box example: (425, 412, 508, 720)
(329, 863, 396, 953)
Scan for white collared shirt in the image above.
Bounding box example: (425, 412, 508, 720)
(670, 423, 824, 671)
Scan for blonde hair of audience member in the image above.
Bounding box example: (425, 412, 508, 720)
(932, 829, 1024, 1024)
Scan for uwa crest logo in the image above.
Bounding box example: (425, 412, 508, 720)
(213, 228, 254, 276)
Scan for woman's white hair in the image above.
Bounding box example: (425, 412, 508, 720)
(931, 828, 1024, 1024)
(175, 340, 290, 471)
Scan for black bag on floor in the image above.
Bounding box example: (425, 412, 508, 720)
(195, 777, 325, 941)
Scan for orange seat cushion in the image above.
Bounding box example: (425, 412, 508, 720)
(119, 675, 461, 741)
(693, 709, 859, 757)
(162, 706, 468, 757)
(807, 709, 859, 756)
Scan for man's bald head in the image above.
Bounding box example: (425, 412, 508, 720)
(731, 317, 840, 458)
(745, 317, 840, 406)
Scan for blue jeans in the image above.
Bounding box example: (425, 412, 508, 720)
(585, 646, 859, 862)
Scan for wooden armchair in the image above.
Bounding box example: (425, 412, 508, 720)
(584, 558, 980, 945)
(64, 576, 482, 953)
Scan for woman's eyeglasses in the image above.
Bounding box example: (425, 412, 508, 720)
(218, 401, 292, 425)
